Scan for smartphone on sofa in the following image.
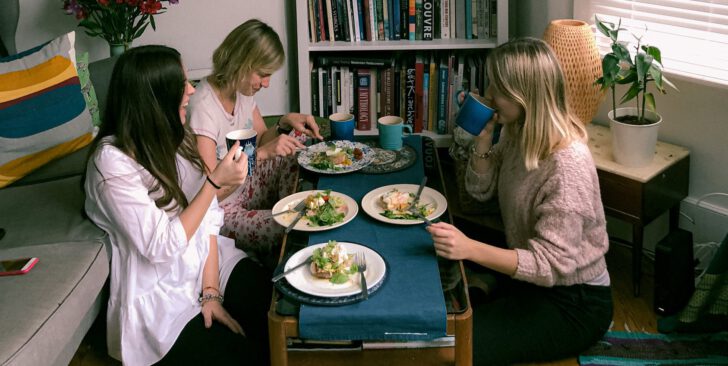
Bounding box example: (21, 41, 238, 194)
(0, 257, 38, 276)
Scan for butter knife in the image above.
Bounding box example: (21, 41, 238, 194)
(412, 176, 428, 207)
(271, 256, 312, 282)
(285, 209, 306, 233)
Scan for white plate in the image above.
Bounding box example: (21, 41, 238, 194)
(284, 242, 386, 297)
(272, 190, 358, 232)
(361, 184, 447, 225)
(297, 140, 374, 174)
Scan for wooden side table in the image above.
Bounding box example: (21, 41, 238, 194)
(586, 124, 690, 296)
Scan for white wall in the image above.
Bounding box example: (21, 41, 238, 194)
(16, 0, 291, 115)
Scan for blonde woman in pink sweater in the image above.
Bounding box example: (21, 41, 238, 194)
(427, 38, 612, 364)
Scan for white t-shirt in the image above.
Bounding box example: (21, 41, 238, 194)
(188, 78, 257, 160)
(84, 137, 245, 365)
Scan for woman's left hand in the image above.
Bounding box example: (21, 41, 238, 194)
(426, 222, 474, 261)
(279, 113, 324, 141)
(201, 299, 244, 335)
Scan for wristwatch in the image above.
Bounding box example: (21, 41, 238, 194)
(276, 121, 292, 135)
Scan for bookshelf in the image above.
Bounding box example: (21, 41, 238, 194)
(294, 0, 509, 147)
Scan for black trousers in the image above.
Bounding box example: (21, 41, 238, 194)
(156, 257, 272, 365)
(473, 276, 613, 365)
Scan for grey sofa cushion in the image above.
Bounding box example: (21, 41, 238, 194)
(0, 241, 109, 366)
(8, 147, 90, 187)
(0, 174, 107, 252)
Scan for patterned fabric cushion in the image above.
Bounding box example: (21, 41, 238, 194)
(0, 31, 93, 188)
(76, 52, 101, 127)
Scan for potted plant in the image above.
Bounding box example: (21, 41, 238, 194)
(594, 16, 677, 167)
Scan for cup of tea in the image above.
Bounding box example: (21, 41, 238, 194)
(225, 129, 257, 176)
(377, 115, 412, 150)
(329, 113, 356, 141)
(456, 93, 496, 136)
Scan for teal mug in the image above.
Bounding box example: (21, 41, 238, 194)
(377, 115, 412, 150)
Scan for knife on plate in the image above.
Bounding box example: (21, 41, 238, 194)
(285, 209, 306, 234)
(271, 256, 312, 282)
(412, 176, 427, 207)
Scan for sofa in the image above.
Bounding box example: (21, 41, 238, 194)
(0, 7, 116, 364)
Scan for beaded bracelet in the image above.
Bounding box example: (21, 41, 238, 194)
(198, 293, 224, 305)
(470, 144, 495, 159)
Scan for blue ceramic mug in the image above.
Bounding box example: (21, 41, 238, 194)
(377, 115, 413, 150)
(456, 93, 495, 136)
(329, 113, 356, 141)
(225, 129, 257, 176)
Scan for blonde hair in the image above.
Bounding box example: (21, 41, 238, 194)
(210, 19, 285, 94)
(486, 38, 586, 171)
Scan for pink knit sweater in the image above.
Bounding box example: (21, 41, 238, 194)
(465, 133, 609, 287)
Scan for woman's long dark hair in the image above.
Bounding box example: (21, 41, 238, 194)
(89, 45, 206, 211)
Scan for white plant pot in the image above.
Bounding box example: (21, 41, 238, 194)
(608, 107, 662, 168)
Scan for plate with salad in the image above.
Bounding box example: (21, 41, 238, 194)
(361, 184, 447, 225)
(283, 240, 386, 297)
(297, 140, 374, 174)
(272, 190, 358, 232)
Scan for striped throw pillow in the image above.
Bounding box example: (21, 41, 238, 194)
(0, 31, 93, 187)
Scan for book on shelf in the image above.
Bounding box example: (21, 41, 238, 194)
(308, 0, 316, 42)
(381, 66, 395, 117)
(381, 0, 390, 40)
(464, 0, 472, 39)
(490, 0, 497, 37)
(428, 54, 438, 131)
(322, 68, 331, 116)
(325, 0, 336, 41)
(478, 0, 489, 38)
(471, 0, 478, 39)
(317, 66, 326, 117)
(405, 58, 416, 129)
(408, 0, 416, 40)
(436, 55, 449, 134)
(362, 0, 373, 41)
(422, 0, 434, 40)
(311, 64, 320, 117)
(422, 68, 429, 131)
(449, 0, 455, 39)
(370, 68, 379, 127)
(338, 0, 350, 42)
(317, 0, 328, 41)
(350, 0, 361, 41)
(455, 0, 465, 39)
(390, 0, 401, 40)
(415, 0, 424, 40)
(356, 0, 367, 40)
(440, 0, 450, 38)
(356, 69, 372, 130)
(318, 55, 394, 67)
(399, 0, 409, 40)
(375, 0, 385, 40)
(413, 54, 425, 133)
(368, 0, 377, 40)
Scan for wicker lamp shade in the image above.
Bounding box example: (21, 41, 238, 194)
(543, 19, 604, 125)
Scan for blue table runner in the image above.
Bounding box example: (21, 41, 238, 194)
(299, 136, 447, 341)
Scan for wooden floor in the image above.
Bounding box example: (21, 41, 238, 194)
(69, 243, 657, 366)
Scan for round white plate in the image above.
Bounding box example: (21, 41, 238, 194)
(284, 242, 386, 298)
(297, 140, 375, 174)
(361, 184, 447, 225)
(272, 190, 358, 232)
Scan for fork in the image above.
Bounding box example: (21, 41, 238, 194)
(355, 252, 368, 299)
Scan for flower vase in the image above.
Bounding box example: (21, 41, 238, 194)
(543, 19, 604, 125)
(108, 42, 129, 57)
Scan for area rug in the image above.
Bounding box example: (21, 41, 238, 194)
(578, 331, 728, 365)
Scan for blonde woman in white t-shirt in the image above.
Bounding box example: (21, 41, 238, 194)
(189, 19, 323, 266)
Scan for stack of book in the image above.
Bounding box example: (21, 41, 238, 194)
(310, 51, 489, 135)
(306, 0, 498, 42)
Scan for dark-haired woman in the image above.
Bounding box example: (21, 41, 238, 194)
(84, 45, 270, 365)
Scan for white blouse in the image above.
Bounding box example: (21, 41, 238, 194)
(84, 138, 245, 365)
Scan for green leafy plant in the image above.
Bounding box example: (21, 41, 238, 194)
(594, 16, 677, 125)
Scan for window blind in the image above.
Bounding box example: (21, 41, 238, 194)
(574, 0, 728, 87)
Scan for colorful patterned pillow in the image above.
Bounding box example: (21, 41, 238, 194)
(0, 31, 93, 187)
